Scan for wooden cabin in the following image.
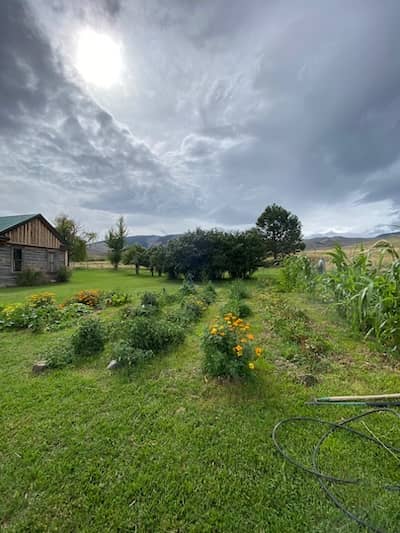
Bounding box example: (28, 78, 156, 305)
(0, 214, 68, 287)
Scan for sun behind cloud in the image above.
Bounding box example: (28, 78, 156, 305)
(75, 28, 122, 89)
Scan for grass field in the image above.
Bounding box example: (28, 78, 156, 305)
(1, 269, 400, 531)
(0, 268, 177, 305)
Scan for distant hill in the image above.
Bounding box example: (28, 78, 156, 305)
(87, 234, 181, 259)
(304, 231, 400, 250)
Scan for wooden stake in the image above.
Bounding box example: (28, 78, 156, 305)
(315, 393, 400, 403)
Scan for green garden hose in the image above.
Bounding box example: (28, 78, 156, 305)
(272, 409, 400, 532)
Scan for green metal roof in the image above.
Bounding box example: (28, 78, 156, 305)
(0, 214, 38, 234)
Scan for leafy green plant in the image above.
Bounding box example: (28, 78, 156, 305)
(71, 317, 106, 356)
(69, 289, 102, 308)
(202, 314, 261, 379)
(120, 304, 160, 321)
(55, 266, 72, 283)
(180, 296, 208, 322)
(229, 281, 250, 300)
(280, 255, 318, 292)
(201, 282, 217, 304)
(45, 342, 74, 368)
(113, 341, 154, 368)
(28, 292, 56, 307)
(121, 316, 185, 353)
(178, 279, 197, 297)
(141, 292, 159, 307)
(16, 268, 47, 286)
(222, 299, 251, 318)
(0, 303, 32, 329)
(101, 290, 131, 307)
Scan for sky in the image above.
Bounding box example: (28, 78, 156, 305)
(1, 0, 400, 239)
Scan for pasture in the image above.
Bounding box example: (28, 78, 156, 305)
(1, 268, 400, 531)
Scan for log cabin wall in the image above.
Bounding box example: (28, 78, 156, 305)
(0, 245, 66, 287)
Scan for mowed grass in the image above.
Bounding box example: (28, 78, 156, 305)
(1, 269, 400, 531)
(0, 268, 177, 305)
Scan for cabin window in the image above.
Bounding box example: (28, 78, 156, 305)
(48, 252, 55, 273)
(13, 248, 23, 272)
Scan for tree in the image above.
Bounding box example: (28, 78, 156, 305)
(256, 204, 305, 260)
(149, 245, 166, 277)
(105, 217, 127, 270)
(122, 244, 146, 275)
(83, 231, 97, 269)
(162, 229, 264, 281)
(225, 229, 266, 279)
(55, 214, 87, 263)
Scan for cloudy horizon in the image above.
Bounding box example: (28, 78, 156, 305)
(1, 0, 400, 239)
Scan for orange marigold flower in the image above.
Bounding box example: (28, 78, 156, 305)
(255, 347, 262, 357)
(247, 334, 254, 340)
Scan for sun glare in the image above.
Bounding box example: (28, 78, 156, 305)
(75, 29, 122, 88)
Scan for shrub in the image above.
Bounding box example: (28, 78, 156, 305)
(201, 282, 217, 304)
(28, 292, 56, 307)
(120, 304, 160, 321)
(179, 279, 197, 298)
(0, 299, 93, 333)
(55, 266, 72, 283)
(229, 281, 250, 300)
(16, 268, 47, 286)
(122, 316, 185, 353)
(222, 299, 252, 318)
(141, 292, 159, 307)
(70, 289, 102, 308)
(0, 303, 32, 329)
(202, 314, 262, 379)
(45, 341, 74, 368)
(71, 317, 106, 356)
(102, 290, 131, 307)
(180, 296, 208, 322)
(113, 341, 154, 368)
(158, 288, 177, 306)
(27, 304, 63, 333)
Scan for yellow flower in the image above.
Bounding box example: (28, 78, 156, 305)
(255, 347, 262, 357)
(248, 362, 255, 370)
(210, 327, 218, 335)
(220, 332, 225, 336)
(240, 338, 247, 343)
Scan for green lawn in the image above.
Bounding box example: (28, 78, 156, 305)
(1, 269, 400, 531)
(0, 268, 178, 305)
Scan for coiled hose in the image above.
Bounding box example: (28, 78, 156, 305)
(272, 409, 400, 532)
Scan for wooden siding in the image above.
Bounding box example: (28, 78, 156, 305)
(4, 217, 62, 249)
(0, 245, 66, 286)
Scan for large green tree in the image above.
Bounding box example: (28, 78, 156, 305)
(163, 229, 264, 281)
(256, 203, 305, 260)
(54, 214, 87, 263)
(105, 217, 127, 270)
(149, 245, 167, 277)
(123, 244, 146, 275)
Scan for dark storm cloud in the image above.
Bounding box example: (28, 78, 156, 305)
(1, 0, 400, 235)
(0, 0, 196, 222)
